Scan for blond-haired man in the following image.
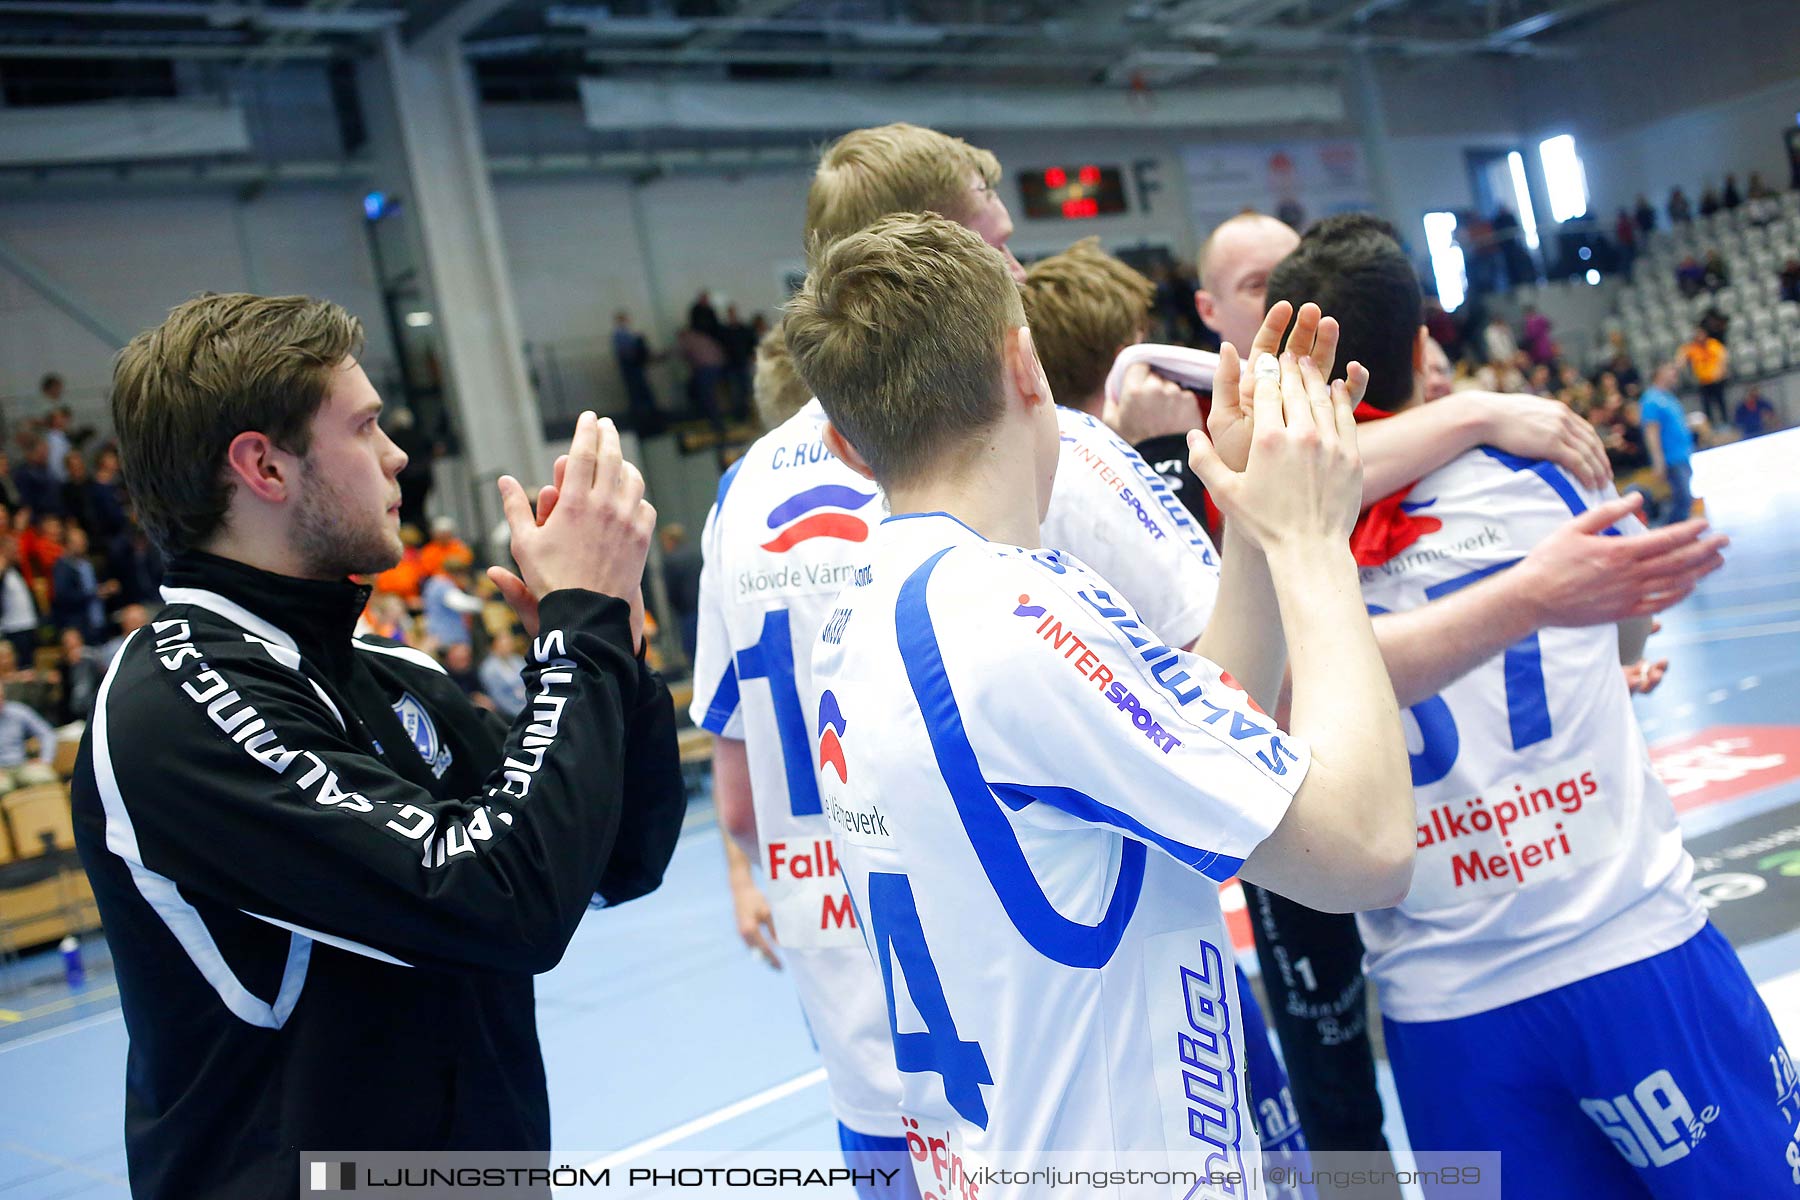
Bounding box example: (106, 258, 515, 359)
(74, 293, 684, 1199)
(791, 210, 1411, 1194)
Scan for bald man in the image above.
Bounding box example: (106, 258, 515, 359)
(1196, 212, 1301, 356)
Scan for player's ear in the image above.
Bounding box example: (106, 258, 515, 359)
(224, 430, 291, 503)
(1010, 326, 1053, 410)
(1195, 290, 1217, 328)
(821, 421, 877, 482)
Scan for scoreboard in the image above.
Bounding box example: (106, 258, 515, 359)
(1018, 164, 1128, 220)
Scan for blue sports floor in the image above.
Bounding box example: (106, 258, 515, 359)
(4, 430, 1800, 1198)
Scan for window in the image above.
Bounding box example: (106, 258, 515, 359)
(1507, 151, 1541, 249)
(1423, 211, 1467, 313)
(1539, 134, 1589, 223)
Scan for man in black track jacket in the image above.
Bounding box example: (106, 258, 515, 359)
(72, 292, 685, 1199)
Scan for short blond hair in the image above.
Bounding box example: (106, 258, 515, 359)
(1021, 238, 1153, 410)
(805, 123, 1002, 262)
(786, 212, 1025, 487)
(752, 320, 812, 430)
(113, 292, 363, 553)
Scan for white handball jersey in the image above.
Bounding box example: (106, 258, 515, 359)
(811, 512, 1306, 1198)
(1356, 448, 1705, 1023)
(1044, 406, 1220, 650)
(689, 399, 902, 1136)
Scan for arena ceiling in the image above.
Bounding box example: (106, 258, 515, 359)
(0, 0, 1638, 101)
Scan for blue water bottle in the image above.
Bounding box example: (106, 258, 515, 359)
(60, 935, 84, 990)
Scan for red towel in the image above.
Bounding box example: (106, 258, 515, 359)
(1348, 402, 1442, 567)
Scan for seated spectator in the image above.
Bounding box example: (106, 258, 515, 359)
(441, 641, 488, 708)
(42, 407, 72, 482)
(1595, 397, 1650, 475)
(84, 447, 128, 541)
(1522, 305, 1557, 365)
(1780, 259, 1800, 305)
(57, 626, 105, 724)
(1749, 171, 1775, 200)
(1605, 349, 1643, 397)
(104, 519, 163, 608)
(373, 523, 426, 604)
(478, 628, 528, 719)
(1482, 311, 1519, 365)
(12, 436, 61, 518)
(1528, 363, 1555, 397)
(0, 640, 56, 718)
(0, 687, 57, 795)
(361, 592, 412, 642)
(1699, 186, 1722, 218)
(99, 602, 148, 665)
(1722, 174, 1743, 210)
(1423, 337, 1455, 401)
(418, 515, 473, 579)
(1735, 389, 1780, 439)
(421, 562, 483, 650)
(18, 513, 63, 606)
(1676, 255, 1705, 298)
(1668, 187, 1692, 223)
(50, 526, 111, 644)
(0, 536, 37, 667)
(1702, 250, 1729, 292)
(60, 452, 92, 532)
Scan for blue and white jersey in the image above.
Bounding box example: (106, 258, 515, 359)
(811, 512, 1305, 1196)
(1044, 406, 1220, 650)
(689, 399, 901, 1136)
(1356, 448, 1705, 1023)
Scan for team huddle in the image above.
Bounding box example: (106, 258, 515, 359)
(690, 124, 1797, 1199)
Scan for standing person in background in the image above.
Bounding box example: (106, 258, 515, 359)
(1522, 305, 1556, 366)
(1721, 173, 1742, 210)
(1615, 208, 1637, 276)
(42, 405, 72, 482)
(1679, 325, 1729, 428)
(0, 688, 56, 794)
(13, 436, 60, 518)
(1634, 194, 1657, 235)
(688, 290, 721, 341)
(0, 537, 37, 667)
(611, 311, 661, 434)
(721, 305, 756, 419)
(1698, 185, 1722, 219)
(478, 628, 528, 719)
(57, 626, 106, 724)
(657, 524, 701, 668)
(1641, 362, 1697, 525)
(1668, 187, 1693, 224)
(1483, 311, 1520, 366)
(75, 292, 685, 1200)
(83, 447, 127, 542)
(50, 525, 111, 645)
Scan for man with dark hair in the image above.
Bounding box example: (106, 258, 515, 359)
(1269, 215, 1790, 1196)
(74, 292, 685, 1200)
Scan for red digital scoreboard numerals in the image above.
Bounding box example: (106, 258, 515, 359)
(1062, 197, 1099, 219)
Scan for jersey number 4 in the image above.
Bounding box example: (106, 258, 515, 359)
(869, 871, 994, 1128)
(1371, 560, 1553, 787)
